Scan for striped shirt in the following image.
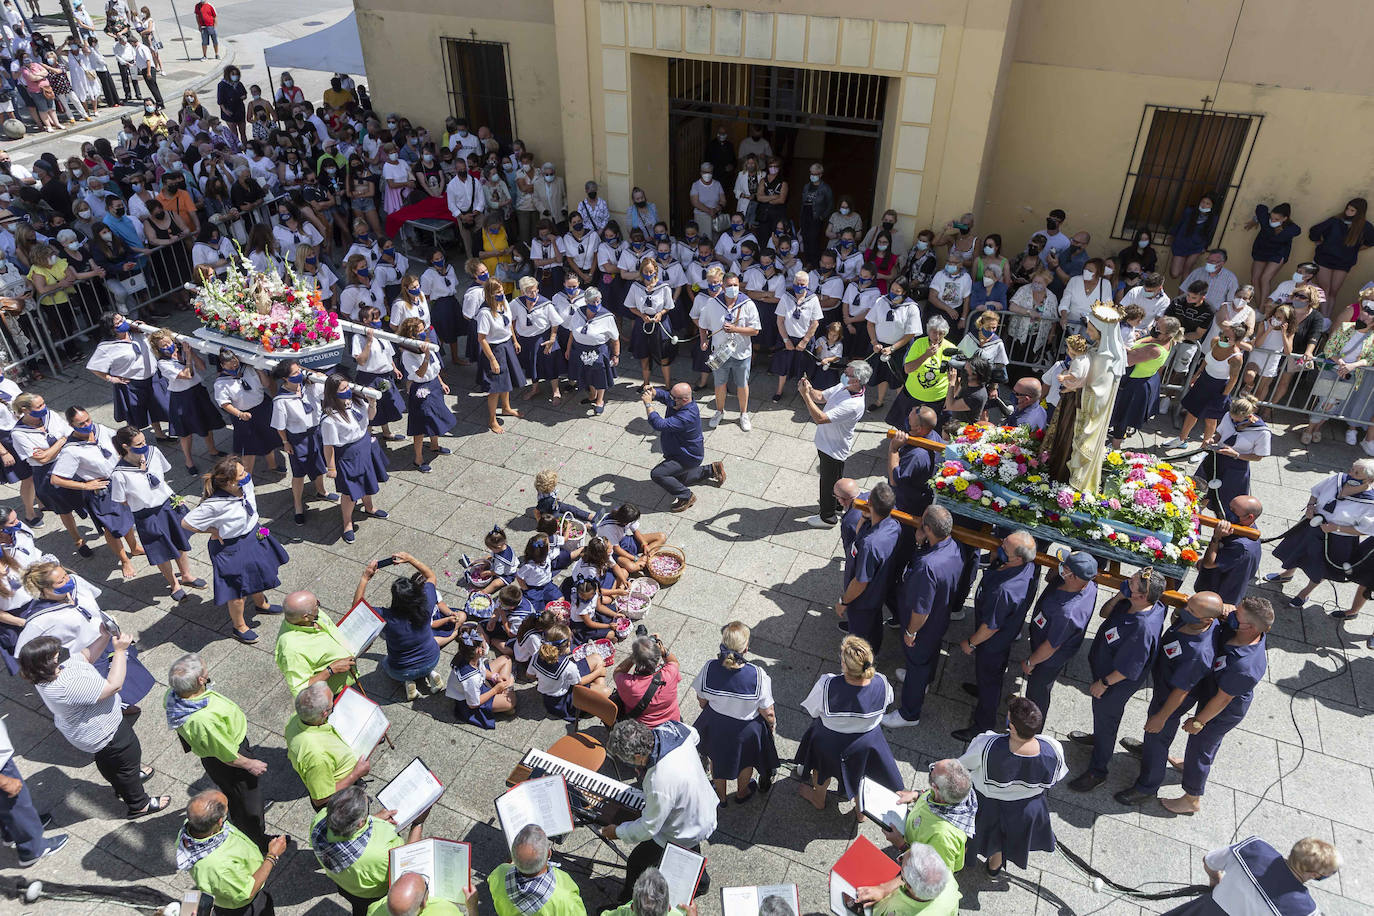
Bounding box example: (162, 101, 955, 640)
(35, 655, 121, 754)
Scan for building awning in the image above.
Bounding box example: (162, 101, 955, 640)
(262, 13, 366, 76)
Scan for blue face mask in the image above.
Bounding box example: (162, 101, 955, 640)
(1120, 580, 1133, 599)
(794, 285, 808, 296)
(114, 320, 130, 332)
(131, 443, 151, 455)
(337, 387, 352, 398)
(563, 285, 578, 296)
(357, 267, 371, 280)
(237, 473, 252, 487)
(53, 577, 77, 596)
(369, 320, 383, 329)
(305, 256, 318, 266)
(433, 258, 447, 271)
(160, 345, 176, 355)
(73, 423, 95, 437)
(381, 249, 395, 261)
(1177, 607, 1204, 626)
(29, 407, 48, 421)
(289, 371, 305, 384)
(995, 546, 1008, 565)
(707, 282, 722, 294)
(944, 264, 959, 276)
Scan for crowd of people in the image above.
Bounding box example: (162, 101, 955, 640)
(0, 13, 1361, 914)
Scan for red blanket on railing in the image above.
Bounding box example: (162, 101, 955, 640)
(384, 197, 454, 239)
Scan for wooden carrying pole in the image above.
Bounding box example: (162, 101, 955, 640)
(336, 319, 440, 354)
(128, 320, 383, 401)
(883, 428, 1260, 541)
(854, 498, 1192, 608)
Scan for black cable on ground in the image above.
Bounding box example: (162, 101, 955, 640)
(8, 876, 173, 910)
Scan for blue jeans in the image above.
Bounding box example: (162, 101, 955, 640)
(0, 758, 46, 860)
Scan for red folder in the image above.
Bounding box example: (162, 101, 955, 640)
(830, 836, 901, 916)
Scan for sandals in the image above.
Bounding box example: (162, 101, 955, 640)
(1263, 572, 1294, 584)
(127, 795, 172, 819)
(735, 779, 758, 805)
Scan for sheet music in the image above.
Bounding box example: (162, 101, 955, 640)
(389, 838, 470, 903)
(829, 870, 865, 916)
(377, 757, 444, 830)
(721, 884, 799, 916)
(658, 843, 706, 907)
(330, 687, 389, 758)
(494, 775, 575, 850)
(336, 600, 386, 656)
(859, 777, 907, 834)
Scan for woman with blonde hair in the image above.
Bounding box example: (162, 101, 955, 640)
(691, 622, 778, 806)
(476, 279, 526, 434)
(396, 316, 455, 472)
(531, 621, 609, 722)
(1108, 315, 1184, 447)
(794, 635, 901, 811)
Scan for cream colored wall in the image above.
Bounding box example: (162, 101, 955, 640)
(980, 62, 1374, 296)
(353, 6, 567, 168)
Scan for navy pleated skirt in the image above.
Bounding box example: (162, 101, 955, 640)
(284, 427, 327, 479)
(85, 486, 134, 536)
(0, 430, 32, 483)
(33, 463, 87, 515)
(1273, 525, 1354, 584)
(1180, 371, 1230, 420)
(970, 790, 1056, 869)
(208, 530, 289, 604)
(570, 342, 614, 391)
(230, 399, 278, 457)
(406, 378, 456, 437)
(696, 706, 779, 778)
(333, 434, 389, 500)
(454, 695, 496, 730)
(431, 295, 464, 345)
(167, 384, 227, 439)
(355, 369, 406, 427)
(481, 338, 527, 395)
(769, 336, 808, 378)
(795, 722, 901, 801)
(113, 375, 170, 427)
(132, 501, 192, 566)
(1110, 372, 1162, 438)
(630, 318, 679, 364)
(516, 332, 560, 382)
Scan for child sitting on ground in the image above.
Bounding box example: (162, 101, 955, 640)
(532, 468, 594, 523)
(476, 525, 520, 594)
(563, 536, 630, 599)
(569, 573, 630, 642)
(513, 609, 560, 681)
(446, 623, 516, 729)
(485, 583, 535, 656)
(515, 533, 562, 611)
(531, 622, 611, 722)
(596, 503, 666, 575)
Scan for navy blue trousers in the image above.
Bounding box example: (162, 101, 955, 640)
(0, 758, 45, 860)
(1088, 680, 1144, 776)
(1131, 690, 1199, 795)
(1181, 706, 1247, 796)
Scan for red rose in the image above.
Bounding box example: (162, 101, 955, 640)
(1154, 549, 1163, 558)
(1033, 428, 1045, 440)
(291, 342, 300, 351)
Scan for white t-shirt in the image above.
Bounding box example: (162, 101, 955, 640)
(776, 291, 823, 339)
(813, 383, 866, 461)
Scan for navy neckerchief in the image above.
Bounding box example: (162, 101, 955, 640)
(116, 457, 161, 489)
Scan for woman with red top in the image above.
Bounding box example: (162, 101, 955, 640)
(863, 229, 899, 294)
(611, 632, 682, 726)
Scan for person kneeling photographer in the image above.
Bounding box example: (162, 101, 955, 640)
(612, 631, 682, 726)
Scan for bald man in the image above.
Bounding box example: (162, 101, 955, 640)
(1194, 495, 1262, 605)
(366, 871, 476, 915)
(642, 382, 723, 513)
(1115, 591, 1225, 805)
(273, 591, 356, 696)
(177, 789, 287, 916)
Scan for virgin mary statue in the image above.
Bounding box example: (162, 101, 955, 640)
(1067, 302, 1126, 496)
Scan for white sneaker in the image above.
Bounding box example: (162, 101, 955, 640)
(1347, 429, 1359, 446)
(805, 514, 836, 529)
(709, 410, 724, 428)
(739, 414, 751, 432)
(882, 710, 920, 728)
(1160, 437, 1182, 449)
(404, 681, 420, 701)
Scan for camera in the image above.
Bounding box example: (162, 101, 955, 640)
(635, 624, 649, 637)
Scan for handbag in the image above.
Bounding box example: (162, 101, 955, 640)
(40, 85, 55, 100)
(612, 667, 664, 717)
(123, 272, 148, 293)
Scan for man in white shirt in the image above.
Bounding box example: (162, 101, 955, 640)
(1118, 271, 1172, 326)
(447, 117, 481, 159)
(736, 125, 773, 166)
(603, 719, 717, 904)
(1182, 249, 1239, 312)
(1030, 208, 1071, 265)
(129, 34, 161, 109)
(444, 164, 485, 259)
(699, 272, 760, 431)
(689, 162, 726, 243)
(112, 34, 143, 103)
(800, 360, 871, 528)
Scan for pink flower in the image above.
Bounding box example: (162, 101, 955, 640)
(967, 484, 983, 500)
(1107, 498, 1121, 510)
(1056, 490, 1074, 509)
(1127, 467, 1147, 482)
(1143, 536, 1163, 550)
(1133, 489, 1160, 507)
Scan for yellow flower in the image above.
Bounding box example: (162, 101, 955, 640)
(1028, 475, 1042, 484)
(1106, 452, 1124, 466)
(953, 478, 970, 493)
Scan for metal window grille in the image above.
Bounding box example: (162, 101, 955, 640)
(440, 38, 518, 143)
(1112, 105, 1262, 243)
(667, 60, 886, 138)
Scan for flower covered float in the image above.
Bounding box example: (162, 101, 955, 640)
(932, 423, 1203, 569)
(191, 261, 343, 367)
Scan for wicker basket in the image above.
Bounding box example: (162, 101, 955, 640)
(646, 546, 686, 586)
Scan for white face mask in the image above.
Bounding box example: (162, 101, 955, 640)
(1269, 220, 1282, 229)
(1081, 270, 1094, 282)
(700, 173, 712, 183)
(1104, 265, 1114, 277)
(724, 286, 739, 300)
(1198, 206, 1212, 214)
(915, 240, 929, 251)
(1292, 272, 1304, 283)
(1204, 262, 1220, 274)
(839, 206, 850, 215)
(983, 245, 995, 256)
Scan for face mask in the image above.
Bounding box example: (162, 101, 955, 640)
(587, 190, 598, 199)
(1120, 580, 1133, 599)
(794, 285, 808, 296)
(387, 153, 398, 163)
(357, 267, 370, 279)
(916, 240, 929, 251)
(944, 264, 959, 276)
(130, 442, 151, 456)
(326, 167, 337, 176)
(724, 286, 739, 300)
(839, 206, 851, 216)
(1081, 270, 1095, 282)
(1267, 219, 1283, 229)
(1205, 262, 1219, 274)
(1198, 206, 1211, 214)
(278, 213, 290, 223)
(995, 546, 1008, 565)
(731, 223, 743, 233)
(983, 245, 996, 256)
(288, 371, 305, 384)
(1177, 607, 1204, 626)
(53, 577, 77, 596)
(876, 243, 889, 252)
(700, 173, 712, 183)
(114, 319, 130, 333)
(1104, 265, 1114, 277)
(73, 423, 94, 437)
(75, 209, 90, 220)
(707, 282, 722, 294)
(423, 154, 434, 164)
(337, 387, 353, 399)
(983, 275, 996, 288)
(809, 174, 820, 184)
(159, 344, 176, 356)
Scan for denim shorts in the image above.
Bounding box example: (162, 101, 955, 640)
(712, 354, 751, 388)
(199, 25, 218, 43)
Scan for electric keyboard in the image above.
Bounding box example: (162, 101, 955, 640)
(509, 748, 646, 825)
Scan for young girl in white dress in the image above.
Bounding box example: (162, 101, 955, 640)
(110, 425, 205, 600)
(149, 330, 226, 475)
(320, 373, 389, 544)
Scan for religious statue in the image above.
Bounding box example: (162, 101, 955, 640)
(1067, 302, 1126, 495)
